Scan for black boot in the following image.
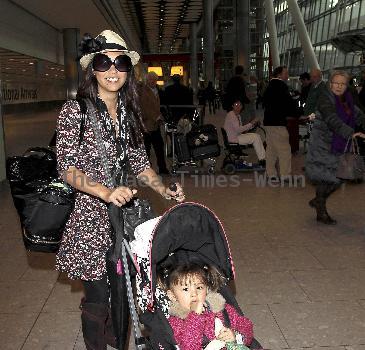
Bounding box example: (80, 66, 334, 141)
(80, 298, 110, 350)
(311, 183, 337, 225)
(316, 197, 337, 225)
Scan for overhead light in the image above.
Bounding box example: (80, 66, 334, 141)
(148, 66, 163, 76)
(29, 62, 34, 65)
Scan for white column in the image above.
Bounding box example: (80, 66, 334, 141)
(203, 0, 214, 83)
(190, 23, 198, 97)
(264, 0, 280, 68)
(0, 81, 6, 182)
(287, 0, 320, 69)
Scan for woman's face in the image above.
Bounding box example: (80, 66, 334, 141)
(330, 75, 348, 96)
(232, 101, 242, 114)
(93, 51, 129, 95)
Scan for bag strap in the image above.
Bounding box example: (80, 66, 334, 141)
(84, 99, 116, 188)
(352, 137, 361, 155)
(343, 137, 352, 154)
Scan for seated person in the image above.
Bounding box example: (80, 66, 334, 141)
(223, 99, 266, 167)
(159, 262, 256, 350)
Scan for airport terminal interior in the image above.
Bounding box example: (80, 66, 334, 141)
(1, 0, 365, 349)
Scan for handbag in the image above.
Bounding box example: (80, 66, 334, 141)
(7, 147, 75, 252)
(85, 99, 155, 262)
(336, 137, 365, 181)
(19, 181, 75, 252)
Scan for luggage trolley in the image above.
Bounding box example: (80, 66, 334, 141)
(160, 104, 220, 175)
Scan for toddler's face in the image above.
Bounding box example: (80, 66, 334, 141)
(168, 274, 207, 311)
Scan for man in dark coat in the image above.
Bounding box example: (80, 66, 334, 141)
(263, 66, 298, 180)
(304, 68, 326, 116)
(164, 74, 194, 122)
(299, 72, 312, 111)
(225, 65, 250, 107)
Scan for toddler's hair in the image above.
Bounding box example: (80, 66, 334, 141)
(158, 262, 226, 292)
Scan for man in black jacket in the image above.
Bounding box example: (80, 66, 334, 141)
(164, 74, 194, 122)
(225, 65, 250, 107)
(263, 66, 298, 180)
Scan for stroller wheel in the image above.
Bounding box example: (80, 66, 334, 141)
(223, 163, 235, 175)
(208, 166, 215, 175)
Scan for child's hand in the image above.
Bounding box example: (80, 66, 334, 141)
(217, 327, 235, 343)
(190, 301, 205, 314)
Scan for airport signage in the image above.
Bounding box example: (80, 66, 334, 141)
(1, 82, 65, 104)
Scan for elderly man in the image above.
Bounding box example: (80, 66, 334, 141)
(139, 71, 169, 174)
(304, 68, 326, 116)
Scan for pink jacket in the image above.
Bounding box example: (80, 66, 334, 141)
(168, 292, 254, 350)
(223, 111, 253, 143)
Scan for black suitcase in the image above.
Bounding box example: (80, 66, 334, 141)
(187, 124, 220, 160)
(190, 144, 221, 160)
(186, 124, 218, 148)
(174, 133, 191, 162)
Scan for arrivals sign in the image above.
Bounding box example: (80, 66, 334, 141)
(0, 81, 66, 104)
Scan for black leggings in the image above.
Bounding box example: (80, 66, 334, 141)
(81, 260, 130, 349)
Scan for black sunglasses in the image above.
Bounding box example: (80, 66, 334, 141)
(92, 53, 132, 72)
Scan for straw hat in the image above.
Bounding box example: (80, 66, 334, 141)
(79, 30, 140, 70)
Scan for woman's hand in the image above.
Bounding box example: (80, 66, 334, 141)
(161, 183, 185, 202)
(352, 132, 365, 139)
(217, 327, 236, 343)
(101, 186, 137, 207)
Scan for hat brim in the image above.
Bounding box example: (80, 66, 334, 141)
(80, 49, 140, 70)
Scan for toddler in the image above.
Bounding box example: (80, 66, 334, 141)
(158, 262, 255, 350)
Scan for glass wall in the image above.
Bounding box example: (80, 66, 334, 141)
(268, 0, 365, 79)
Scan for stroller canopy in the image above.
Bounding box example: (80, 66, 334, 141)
(150, 202, 235, 300)
(132, 202, 235, 311)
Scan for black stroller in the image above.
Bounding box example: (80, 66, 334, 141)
(130, 202, 263, 350)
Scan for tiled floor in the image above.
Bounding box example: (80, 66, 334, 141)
(1, 107, 365, 350)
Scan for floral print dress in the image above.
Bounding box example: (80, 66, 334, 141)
(55, 97, 150, 281)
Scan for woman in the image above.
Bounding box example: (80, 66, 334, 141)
(56, 30, 184, 350)
(306, 70, 365, 225)
(223, 99, 266, 167)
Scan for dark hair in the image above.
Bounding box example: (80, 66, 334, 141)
(171, 74, 181, 83)
(235, 65, 244, 75)
(158, 263, 226, 292)
(299, 72, 310, 81)
(77, 59, 145, 148)
(227, 98, 242, 112)
(272, 66, 287, 78)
